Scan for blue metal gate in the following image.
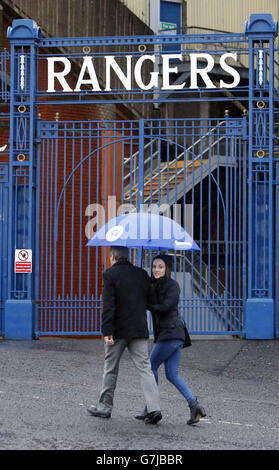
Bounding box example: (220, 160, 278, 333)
(1, 13, 278, 339)
(0, 163, 8, 336)
(35, 116, 247, 336)
(275, 111, 279, 339)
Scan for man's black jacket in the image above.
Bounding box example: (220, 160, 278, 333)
(101, 259, 151, 339)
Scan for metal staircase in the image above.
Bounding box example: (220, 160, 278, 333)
(184, 252, 243, 331)
(123, 120, 241, 330)
(123, 120, 230, 206)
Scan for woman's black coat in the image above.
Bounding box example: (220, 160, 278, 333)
(148, 277, 186, 343)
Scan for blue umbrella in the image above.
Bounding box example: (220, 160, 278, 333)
(87, 212, 199, 251)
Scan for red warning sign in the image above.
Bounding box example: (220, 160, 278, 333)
(15, 249, 32, 273)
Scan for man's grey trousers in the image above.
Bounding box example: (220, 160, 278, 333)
(96, 338, 161, 414)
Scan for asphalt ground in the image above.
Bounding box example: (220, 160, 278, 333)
(0, 336, 278, 454)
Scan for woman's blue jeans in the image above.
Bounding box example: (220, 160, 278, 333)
(150, 339, 195, 405)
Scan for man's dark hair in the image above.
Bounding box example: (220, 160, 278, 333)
(110, 246, 129, 261)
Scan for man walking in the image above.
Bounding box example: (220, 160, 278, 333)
(87, 246, 162, 424)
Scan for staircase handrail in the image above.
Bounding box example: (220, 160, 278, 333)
(184, 252, 228, 298)
(143, 131, 226, 203)
(123, 139, 159, 185)
(124, 120, 226, 199)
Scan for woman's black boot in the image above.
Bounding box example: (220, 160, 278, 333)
(135, 406, 148, 420)
(187, 399, 206, 425)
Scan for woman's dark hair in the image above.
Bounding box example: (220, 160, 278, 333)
(152, 254, 172, 280)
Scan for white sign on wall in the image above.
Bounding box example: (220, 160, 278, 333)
(15, 249, 32, 273)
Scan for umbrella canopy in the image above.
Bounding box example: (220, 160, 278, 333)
(87, 212, 199, 251)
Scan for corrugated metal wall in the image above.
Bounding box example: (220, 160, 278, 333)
(120, 0, 150, 26)
(119, 0, 279, 33)
(185, 0, 279, 33)
(184, 0, 279, 85)
(2, 0, 153, 37)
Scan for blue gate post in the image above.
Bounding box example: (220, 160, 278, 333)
(0, 164, 9, 335)
(137, 119, 145, 267)
(276, 162, 279, 338)
(245, 14, 278, 339)
(4, 20, 41, 339)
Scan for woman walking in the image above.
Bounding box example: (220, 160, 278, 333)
(136, 254, 206, 425)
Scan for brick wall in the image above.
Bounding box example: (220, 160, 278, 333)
(1, 10, 134, 334)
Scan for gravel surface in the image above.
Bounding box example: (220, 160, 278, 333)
(0, 337, 279, 451)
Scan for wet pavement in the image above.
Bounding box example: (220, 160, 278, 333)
(0, 336, 279, 451)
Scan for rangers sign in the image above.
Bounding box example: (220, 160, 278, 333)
(47, 53, 240, 93)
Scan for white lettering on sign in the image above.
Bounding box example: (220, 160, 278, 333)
(258, 50, 264, 87)
(47, 57, 72, 92)
(219, 53, 241, 88)
(134, 55, 159, 90)
(20, 55, 25, 91)
(105, 56, 132, 91)
(46, 53, 241, 93)
(74, 56, 101, 92)
(162, 54, 185, 90)
(189, 53, 216, 89)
